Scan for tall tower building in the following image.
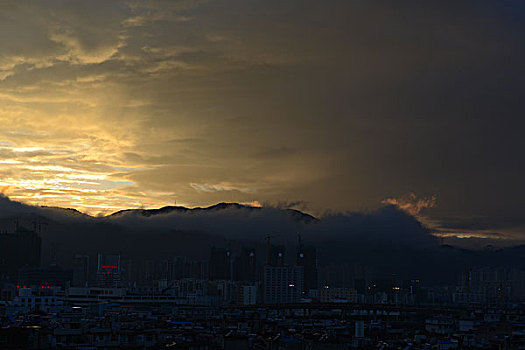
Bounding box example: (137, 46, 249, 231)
(297, 243, 318, 293)
(234, 248, 257, 281)
(209, 247, 231, 280)
(72, 254, 90, 286)
(269, 245, 285, 267)
(0, 226, 41, 282)
(96, 254, 121, 288)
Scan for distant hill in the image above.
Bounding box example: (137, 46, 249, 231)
(0, 196, 523, 285)
(109, 202, 319, 223)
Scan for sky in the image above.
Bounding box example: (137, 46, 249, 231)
(0, 1, 524, 244)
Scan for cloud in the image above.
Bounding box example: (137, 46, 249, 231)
(189, 182, 256, 193)
(239, 200, 262, 208)
(0, 0, 523, 244)
(382, 193, 437, 216)
(1, 195, 523, 285)
(0, 1, 129, 71)
(0, 194, 433, 250)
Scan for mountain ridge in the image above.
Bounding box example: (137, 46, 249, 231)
(107, 202, 319, 223)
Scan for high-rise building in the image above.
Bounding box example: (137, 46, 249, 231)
(18, 264, 73, 288)
(96, 254, 121, 288)
(120, 258, 138, 286)
(297, 245, 317, 293)
(167, 256, 208, 280)
(209, 247, 231, 280)
(138, 259, 156, 285)
(263, 265, 304, 304)
(234, 248, 257, 281)
(0, 227, 41, 282)
(319, 263, 372, 289)
(268, 245, 285, 267)
(456, 267, 525, 304)
(169, 256, 187, 280)
(72, 254, 90, 286)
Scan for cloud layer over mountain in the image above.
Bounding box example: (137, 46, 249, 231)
(1, 195, 523, 284)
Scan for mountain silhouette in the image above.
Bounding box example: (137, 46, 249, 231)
(0, 195, 523, 285)
(109, 202, 318, 223)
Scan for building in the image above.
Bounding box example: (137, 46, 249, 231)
(268, 245, 286, 267)
(402, 279, 421, 304)
(319, 287, 357, 303)
(209, 247, 231, 280)
(319, 263, 372, 290)
(96, 254, 121, 288)
(18, 264, 73, 288)
(263, 265, 304, 304)
(234, 248, 257, 281)
(236, 285, 257, 305)
(0, 281, 16, 301)
(10, 287, 64, 314)
(168, 256, 208, 280)
(297, 244, 318, 293)
(72, 254, 90, 287)
(0, 227, 41, 282)
(456, 267, 525, 304)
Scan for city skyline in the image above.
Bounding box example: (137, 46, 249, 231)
(1, 2, 524, 348)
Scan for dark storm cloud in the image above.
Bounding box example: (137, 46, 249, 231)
(0, 1, 523, 242)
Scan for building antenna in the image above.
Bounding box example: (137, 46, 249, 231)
(466, 267, 471, 304)
(297, 233, 303, 251)
(265, 234, 280, 265)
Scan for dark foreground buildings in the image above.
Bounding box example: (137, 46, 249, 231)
(1, 223, 525, 349)
(18, 265, 73, 288)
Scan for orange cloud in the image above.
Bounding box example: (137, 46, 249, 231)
(239, 200, 262, 208)
(0, 185, 11, 195)
(381, 193, 437, 216)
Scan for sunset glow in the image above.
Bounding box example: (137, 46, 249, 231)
(0, 1, 523, 243)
